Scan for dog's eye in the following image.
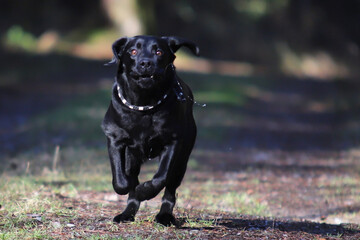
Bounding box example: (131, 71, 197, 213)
(131, 49, 138, 56)
(155, 50, 163, 56)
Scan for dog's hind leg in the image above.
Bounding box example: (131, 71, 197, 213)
(134, 142, 181, 201)
(156, 127, 196, 226)
(155, 188, 177, 226)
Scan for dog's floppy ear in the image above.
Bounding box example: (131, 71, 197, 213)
(162, 36, 200, 56)
(106, 37, 129, 65)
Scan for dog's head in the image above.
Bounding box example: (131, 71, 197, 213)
(109, 36, 199, 89)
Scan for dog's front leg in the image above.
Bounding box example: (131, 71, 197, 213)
(135, 141, 181, 201)
(113, 147, 142, 223)
(113, 190, 140, 223)
(107, 139, 131, 195)
(108, 142, 141, 223)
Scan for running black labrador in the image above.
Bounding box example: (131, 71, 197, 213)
(102, 35, 199, 226)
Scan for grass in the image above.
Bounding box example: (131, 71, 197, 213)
(0, 176, 76, 240)
(316, 175, 360, 224)
(184, 218, 216, 228)
(0, 175, 155, 239)
(222, 192, 269, 216)
(176, 179, 269, 217)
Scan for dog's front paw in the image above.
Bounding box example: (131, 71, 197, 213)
(135, 181, 157, 201)
(155, 213, 177, 227)
(113, 214, 135, 223)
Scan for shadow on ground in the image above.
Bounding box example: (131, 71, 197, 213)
(178, 217, 359, 237)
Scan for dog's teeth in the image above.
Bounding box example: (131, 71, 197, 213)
(151, 75, 154, 79)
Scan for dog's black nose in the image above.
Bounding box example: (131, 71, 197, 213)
(139, 59, 153, 69)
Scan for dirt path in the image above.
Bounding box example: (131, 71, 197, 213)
(48, 190, 358, 239)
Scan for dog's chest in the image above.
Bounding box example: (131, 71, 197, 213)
(116, 111, 174, 158)
(120, 111, 172, 143)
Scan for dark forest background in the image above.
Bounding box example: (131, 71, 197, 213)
(1, 0, 359, 77)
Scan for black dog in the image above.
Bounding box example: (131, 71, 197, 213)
(102, 35, 199, 226)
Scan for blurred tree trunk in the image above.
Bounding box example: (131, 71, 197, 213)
(102, 0, 144, 36)
(137, 0, 156, 35)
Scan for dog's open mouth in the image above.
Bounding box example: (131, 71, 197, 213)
(133, 74, 154, 81)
